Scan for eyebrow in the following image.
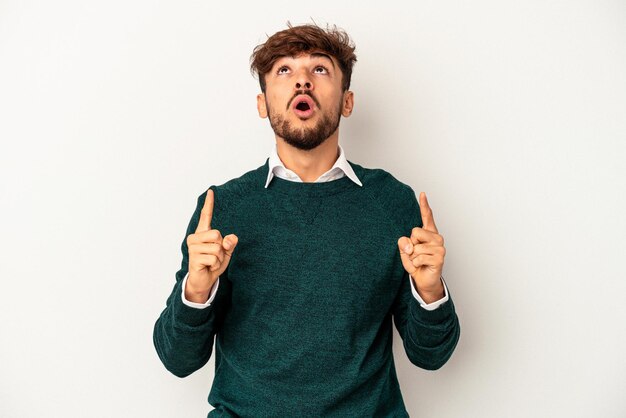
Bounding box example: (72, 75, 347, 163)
(310, 53, 336, 69)
(283, 52, 336, 70)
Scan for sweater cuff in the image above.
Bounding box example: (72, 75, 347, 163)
(181, 273, 220, 308)
(409, 281, 456, 324)
(171, 276, 216, 327)
(410, 275, 449, 310)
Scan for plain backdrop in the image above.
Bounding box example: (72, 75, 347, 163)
(1, 1, 625, 417)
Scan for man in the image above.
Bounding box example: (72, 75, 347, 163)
(153, 22, 460, 417)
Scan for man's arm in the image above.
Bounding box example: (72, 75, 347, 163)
(153, 189, 232, 377)
(392, 186, 460, 369)
(392, 271, 460, 370)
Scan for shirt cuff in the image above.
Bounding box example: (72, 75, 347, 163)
(410, 275, 449, 311)
(181, 272, 220, 309)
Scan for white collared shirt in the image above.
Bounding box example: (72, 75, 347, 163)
(182, 143, 449, 310)
(264, 143, 363, 188)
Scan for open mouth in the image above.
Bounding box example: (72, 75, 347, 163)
(296, 101, 311, 111)
(292, 95, 316, 118)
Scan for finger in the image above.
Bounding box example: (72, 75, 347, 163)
(192, 229, 223, 244)
(190, 242, 224, 260)
(222, 234, 238, 256)
(189, 253, 220, 272)
(198, 253, 224, 271)
(411, 253, 439, 269)
(186, 230, 222, 248)
(419, 192, 438, 234)
(196, 189, 214, 233)
(398, 236, 413, 254)
(409, 227, 443, 246)
(195, 254, 222, 272)
(407, 243, 439, 259)
(397, 236, 416, 274)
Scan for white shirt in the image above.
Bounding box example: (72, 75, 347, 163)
(182, 143, 449, 310)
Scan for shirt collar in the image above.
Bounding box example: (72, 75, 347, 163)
(264, 143, 363, 188)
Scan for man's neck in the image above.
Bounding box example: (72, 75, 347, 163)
(275, 135, 340, 183)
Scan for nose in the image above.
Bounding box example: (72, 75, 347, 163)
(295, 81, 312, 89)
(294, 69, 313, 91)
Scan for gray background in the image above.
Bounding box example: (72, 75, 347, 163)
(1, 1, 625, 417)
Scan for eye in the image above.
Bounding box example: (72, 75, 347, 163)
(277, 66, 290, 74)
(314, 65, 329, 74)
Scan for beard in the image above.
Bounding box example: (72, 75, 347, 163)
(266, 97, 342, 151)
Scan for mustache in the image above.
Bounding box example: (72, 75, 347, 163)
(287, 90, 321, 110)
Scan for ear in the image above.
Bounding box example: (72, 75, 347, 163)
(341, 90, 354, 117)
(257, 93, 268, 118)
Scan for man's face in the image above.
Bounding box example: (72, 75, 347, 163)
(257, 52, 354, 151)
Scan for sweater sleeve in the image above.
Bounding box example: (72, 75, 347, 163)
(391, 186, 461, 370)
(153, 187, 232, 378)
(392, 270, 460, 370)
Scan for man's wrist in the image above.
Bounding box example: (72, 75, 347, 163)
(184, 277, 214, 304)
(411, 276, 445, 304)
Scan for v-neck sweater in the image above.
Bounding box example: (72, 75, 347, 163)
(153, 158, 460, 417)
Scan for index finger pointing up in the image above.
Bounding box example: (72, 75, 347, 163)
(196, 188, 214, 233)
(420, 192, 438, 233)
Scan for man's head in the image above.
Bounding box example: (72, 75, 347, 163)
(250, 22, 358, 151)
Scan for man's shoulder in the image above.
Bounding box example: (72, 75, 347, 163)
(348, 160, 416, 198)
(198, 159, 267, 212)
(217, 160, 266, 192)
(349, 160, 419, 230)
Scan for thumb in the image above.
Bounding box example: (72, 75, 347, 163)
(397, 236, 416, 276)
(398, 236, 413, 256)
(222, 234, 239, 251)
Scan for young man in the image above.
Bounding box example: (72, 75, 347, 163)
(153, 22, 460, 417)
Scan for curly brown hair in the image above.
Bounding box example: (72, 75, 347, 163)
(250, 21, 357, 93)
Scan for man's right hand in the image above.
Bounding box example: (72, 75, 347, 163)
(185, 188, 238, 303)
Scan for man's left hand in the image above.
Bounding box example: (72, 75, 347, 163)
(397, 192, 446, 301)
